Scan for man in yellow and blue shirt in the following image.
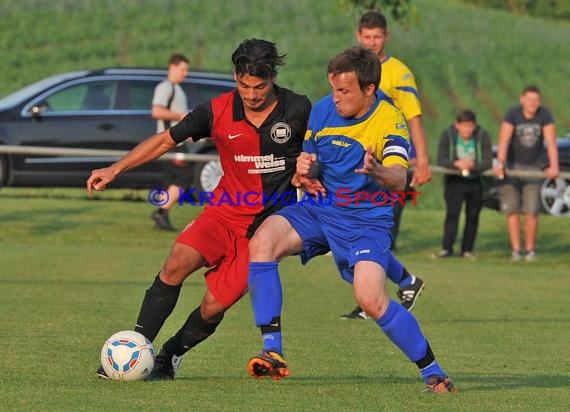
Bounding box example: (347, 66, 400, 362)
(342, 11, 428, 320)
(246, 46, 457, 393)
(356, 11, 428, 185)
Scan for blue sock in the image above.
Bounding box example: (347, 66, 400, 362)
(420, 361, 446, 382)
(248, 262, 283, 353)
(376, 300, 446, 382)
(386, 254, 404, 284)
(386, 254, 413, 287)
(399, 273, 414, 288)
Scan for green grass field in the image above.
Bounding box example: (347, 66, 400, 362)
(1, 188, 569, 411)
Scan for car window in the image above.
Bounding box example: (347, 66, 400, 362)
(0, 71, 88, 110)
(195, 83, 233, 103)
(120, 80, 157, 110)
(119, 80, 233, 111)
(180, 83, 199, 109)
(42, 81, 118, 112)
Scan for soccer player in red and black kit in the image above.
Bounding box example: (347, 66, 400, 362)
(87, 38, 311, 380)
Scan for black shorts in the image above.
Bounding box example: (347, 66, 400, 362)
(162, 160, 193, 189)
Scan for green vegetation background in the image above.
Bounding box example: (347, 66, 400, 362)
(462, 0, 570, 20)
(1, 0, 569, 146)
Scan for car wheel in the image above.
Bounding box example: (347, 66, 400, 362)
(193, 151, 223, 194)
(540, 177, 570, 217)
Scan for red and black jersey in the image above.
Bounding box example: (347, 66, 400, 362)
(170, 86, 311, 238)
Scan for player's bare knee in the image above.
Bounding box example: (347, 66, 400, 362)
(199, 302, 225, 323)
(159, 267, 187, 286)
(160, 244, 207, 285)
(249, 230, 278, 260)
(160, 254, 192, 285)
(357, 294, 389, 319)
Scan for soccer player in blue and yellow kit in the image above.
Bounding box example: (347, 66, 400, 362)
(356, 10, 430, 187)
(342, 10, 428, 320)
(246, 46, 457, 393)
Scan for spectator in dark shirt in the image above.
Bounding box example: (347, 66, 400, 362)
(493, 85, 559, 262)
(434, 109, 492, 259)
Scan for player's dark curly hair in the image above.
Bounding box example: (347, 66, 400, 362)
(327, 46, 381, 92)
(231, 38, 286, 79)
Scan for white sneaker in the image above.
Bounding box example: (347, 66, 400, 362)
(525, 251, 537, 262)
(431, 249, 452, 259)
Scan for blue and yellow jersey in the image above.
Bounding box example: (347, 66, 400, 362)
(304, 90, 409, 215)
(380, 56, 422, 121)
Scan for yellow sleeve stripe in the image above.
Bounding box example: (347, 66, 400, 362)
(383, 156, 409, 169)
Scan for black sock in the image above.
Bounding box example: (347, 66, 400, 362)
(260, 316, 281, 334)
(162, 307, 223, 357)
(157, 208, 167, 215)
(415, 343, 435, 369)
(134, 274, 181, 342)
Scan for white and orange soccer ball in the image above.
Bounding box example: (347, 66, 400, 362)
(100, 330, 155, 381)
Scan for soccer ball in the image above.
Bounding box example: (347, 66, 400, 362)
(100, 330, 155, 381)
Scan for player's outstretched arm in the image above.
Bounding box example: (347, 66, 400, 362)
(355, 146, 407, 191)
(87, 130, 178, 194)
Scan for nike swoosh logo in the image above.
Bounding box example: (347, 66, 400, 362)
(228, 133, 243, 139)
(269, 322, 279, 327)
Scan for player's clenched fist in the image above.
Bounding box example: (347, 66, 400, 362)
(296, 151, 317, 176)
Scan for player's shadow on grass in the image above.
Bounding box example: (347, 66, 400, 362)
(443, 373, 570, 391)
(266, 373, 570, 391)
(140, 370, 570, 391)
(0, 206, 94, 235)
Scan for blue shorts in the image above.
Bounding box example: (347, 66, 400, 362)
(276, 203, 392, 284)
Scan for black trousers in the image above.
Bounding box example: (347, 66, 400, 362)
(391, 171, 413, 250)
(442, 176, 484, 253)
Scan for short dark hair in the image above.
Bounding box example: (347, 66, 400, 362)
(522, 84, 541, 95)
(456, 109, 477, 123)
(168, 54, 189, 66)
(231, 38, 286, 79)
(358, 10, 388, 31)
(327, 46, 381, 92)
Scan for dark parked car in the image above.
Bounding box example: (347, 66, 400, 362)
(483, 135, 570, 217)
(0, 68, 234, 191)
